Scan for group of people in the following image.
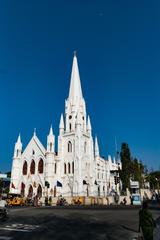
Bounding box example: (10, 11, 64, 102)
(113, 192, 127, 205)
(151, 192, 160, 202)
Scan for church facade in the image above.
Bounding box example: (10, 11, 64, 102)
(10, 54, 121, 199)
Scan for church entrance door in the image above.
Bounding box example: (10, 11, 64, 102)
(28, 185, 33, 198)
(21, 182, 25, 197)
(37, 185, 42, 198)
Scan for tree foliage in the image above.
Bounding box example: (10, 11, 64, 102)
(130, 158, 145, 188)
(119, 143, 132, 190)
(146, 171, 160, 189)
(119, 143, 145, 191)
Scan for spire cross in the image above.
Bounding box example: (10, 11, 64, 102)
(74, 50, 77, 56)
(34, 128, 36, 136)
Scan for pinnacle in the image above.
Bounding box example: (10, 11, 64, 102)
(59, 114, 64, 129)
(17, 133, 21, 143)
(49, 125, 53, 135)
(87, 115, 92, 130)
(69, 53, 83, 102)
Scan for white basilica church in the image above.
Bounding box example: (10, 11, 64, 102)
(10, 53, 121, 199)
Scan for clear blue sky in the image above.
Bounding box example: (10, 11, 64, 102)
(0, 0, 160, 172)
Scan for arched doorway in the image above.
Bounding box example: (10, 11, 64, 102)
(28, 185, 33, 198)
(21, 182, 25, 197)
(37, 184, 42, 198)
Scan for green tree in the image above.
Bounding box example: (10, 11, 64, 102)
(131, 159, 144, 188)
(146, 171, 160, 189)
(119, 143, 132, 191)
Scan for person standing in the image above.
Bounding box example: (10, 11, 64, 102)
(139, 201, 155, 240)
(114, 192, 119, 205)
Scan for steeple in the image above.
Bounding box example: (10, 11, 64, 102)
(68, 52, 83, 102)
(65, 53, 86, 133)
(14, 133, 22, 158)
(95, 136, 100, 157)
(47, 125, 55, 153)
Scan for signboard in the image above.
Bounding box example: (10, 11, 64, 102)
(0, 174, 7, 179)
(130, 181, 139, 189)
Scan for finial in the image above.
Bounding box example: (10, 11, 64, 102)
(74, 50, 77, 57)
(49, 124, 53, 135)
(34, 128, 36, 137)
(17, 133, 21, 143)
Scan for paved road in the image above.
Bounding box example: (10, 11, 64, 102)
(0, 206, 159, 240)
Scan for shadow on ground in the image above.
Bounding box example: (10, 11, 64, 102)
(2, 209, 138, 240)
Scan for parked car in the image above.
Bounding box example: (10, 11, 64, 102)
(7, 194, 26, 206)
(72, 197, 84, 205)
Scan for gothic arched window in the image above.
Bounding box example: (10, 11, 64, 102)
(23, 161, 27, 175)
(38, 159, 43, 174)
(30, 160, 35, 175)
(68, 163, 71, 174)
(68, 141, 72, 153)
(69, 123, 72, 131)
(64, 163, 66, 174)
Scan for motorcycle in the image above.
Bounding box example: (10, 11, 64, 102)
(56, 197, 68, 206)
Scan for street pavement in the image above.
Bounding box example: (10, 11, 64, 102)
(0, 206, 159, 240)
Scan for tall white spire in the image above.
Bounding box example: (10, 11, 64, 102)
(69, 52, 83, 102)
(47, 125, 55, 153)
(14, 133, 22, 158)
(95, 136, 99, 157)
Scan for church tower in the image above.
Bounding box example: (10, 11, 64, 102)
(58, 52, 95, 196)
(10, 134, 22, 193)
(45, 125, 55, 193)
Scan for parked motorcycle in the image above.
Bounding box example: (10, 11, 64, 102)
(56, 197, 68, 206)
